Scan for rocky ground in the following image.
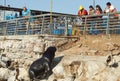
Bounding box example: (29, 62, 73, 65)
(0, 35, 120, 81)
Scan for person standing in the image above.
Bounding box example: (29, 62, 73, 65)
(95, 5, 103, 17)
(88, 5, 95, 35)
(104, 2, 118, 17)
(77, 6, 88, 22)
(88, 5, 95, 15)
(104, 2, 117, 13)
(104, 2, 118, 34)
(78, 6, 88, 16)
(22, 6, 31, 17)
(93, 5, 103, 34)
(21, 6, 31, 34)
(77, 6, 88, 35)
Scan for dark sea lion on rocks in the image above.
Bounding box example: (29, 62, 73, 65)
(29, 46, 57, 81)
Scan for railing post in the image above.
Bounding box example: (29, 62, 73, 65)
(4, 21, 8, 35)
(49, 23, 54, 35)
(65, 16, 68, 36)
(106, 13, 110, 35)
(41, 16, 45, 34)
(26, 20, 30, 35)
(84, 16, 87, 38)
(15, 20, 18, 35)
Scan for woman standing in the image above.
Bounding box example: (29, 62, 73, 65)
(88, 5, 95, 15)
(95, 5, 103, 18)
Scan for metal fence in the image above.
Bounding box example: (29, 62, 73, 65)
(0, 14, 76, 35)
(0, 12, 120, 36)
(79, 12, 120, 35)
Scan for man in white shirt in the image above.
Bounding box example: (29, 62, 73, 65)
(104, 2, 118, 34)
(104, 2, 117, 13)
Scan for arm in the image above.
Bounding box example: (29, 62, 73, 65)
(78, 11, 82, 16)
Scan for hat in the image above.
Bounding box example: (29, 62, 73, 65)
(79, 6, 84, 10)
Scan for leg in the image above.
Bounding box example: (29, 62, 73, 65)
(29, 70, 36, 81)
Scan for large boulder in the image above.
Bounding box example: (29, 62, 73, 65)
(52, 55, 120, 81)
(8, 70, 16, 81)
(18, 68, 29, 81)
(0, 68, 10, 80)
(0, 54, 11, 68)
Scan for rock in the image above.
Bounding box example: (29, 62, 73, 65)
(52, 63, 65, 79)
(112, 50, 120, 55)
(104, 43, 119, 51)
(56, 77, 74, 81)
(25, 42, 34, 53)
(23, 59, 33, 69)
(0, 35, 120, 81)
(47, 74, 55, 81)
(55, 40, 68, 47)
(18, 68, 29, 81)
(33, 43, 45, 54)
(40, 80, 47, 81)
(88, 50, 98, 56)
(0, 68, 10, 80)
(8, 76, 16, 81)
(53, 55, 120, 81)
(53, 54, 120, 81)
(0, 54, 11, 68)
(116, 76, 120, 81)
(84, 61, 106, 80)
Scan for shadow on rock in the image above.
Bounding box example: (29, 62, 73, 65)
(45, 56, 64, 79)
(53, 56, 64, 68)
(109, 62, 119, 68)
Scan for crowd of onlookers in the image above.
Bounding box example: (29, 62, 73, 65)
(78, 2, 118, 18)
(77, 2, 120, 35)
(5, 2, 118, 20)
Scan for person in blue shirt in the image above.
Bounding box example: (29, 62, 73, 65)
(21, 6, 34, 34)
(22, 6, 31, 17)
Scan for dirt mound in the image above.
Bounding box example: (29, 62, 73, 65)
(58, 35, 120, 56)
